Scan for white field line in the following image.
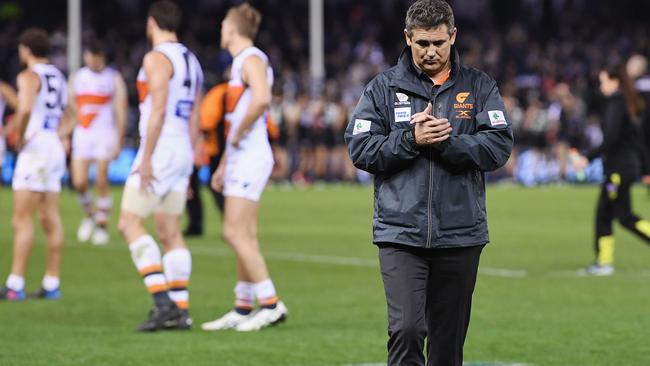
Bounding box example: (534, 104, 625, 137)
(68, 242, 528, 278)
(547, 269, 650, 277)
(342, 362, 534, 366)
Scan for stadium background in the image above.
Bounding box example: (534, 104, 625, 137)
(2, 0, 650, 186)
(1, 0, 650, 365)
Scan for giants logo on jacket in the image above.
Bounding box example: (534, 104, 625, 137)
(454, 92, 473, 119)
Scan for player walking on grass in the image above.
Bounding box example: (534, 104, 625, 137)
(580, 64, 650, 276)
(117, 0, 203, 331)
(201, 3, 288, 332)
(0, 29, 70, 300)
(69, 40, 127, 245)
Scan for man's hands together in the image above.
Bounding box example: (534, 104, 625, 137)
(410, 103, 452, 147)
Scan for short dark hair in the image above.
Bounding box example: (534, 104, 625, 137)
(86, 39, 106, 56)
(148, 0, 182, 32)
(405, 0, 455, 35)
(227, 3, 262, 40)
(18, 28, 50, 57)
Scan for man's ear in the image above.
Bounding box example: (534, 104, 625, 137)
(449, 27, 457, 45)
(404, 29, 412, 46)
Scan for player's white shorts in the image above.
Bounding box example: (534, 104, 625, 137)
(12, 139, 66, 193)
(224, 153, 273, 202)
(72, 127, 117, 161)
(121, 143, 192, 217)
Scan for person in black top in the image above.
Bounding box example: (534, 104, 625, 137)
(582, 63, 650, 276)
(627, 54, 650, 186)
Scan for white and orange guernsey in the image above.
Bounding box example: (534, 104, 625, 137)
(221, 46, 274, 202)
(71, 66, 119, 161)
(125, 41, 202, 319)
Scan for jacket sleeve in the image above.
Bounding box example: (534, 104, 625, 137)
(586, 97, 625, 161)
(435, 79, 513, 172)
(344, 81, 420, 175)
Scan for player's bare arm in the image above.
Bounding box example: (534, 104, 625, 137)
(113, 72, 128, 159)
(189, 88, 203, 150)
(139, 50, 173, 189)
(14, 70, 40, 149)
(64, 74, 79, 126)
(230, 55, 271, 147)
(57, 74, 77, 144)
(0, 81, 18, 110)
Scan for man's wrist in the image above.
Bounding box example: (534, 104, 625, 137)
(406, 124, 418, 147)
(432, 137, 450, 152)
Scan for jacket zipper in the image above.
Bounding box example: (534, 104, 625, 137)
(426, 97, 445, 248)
(426, 99, 442, 248)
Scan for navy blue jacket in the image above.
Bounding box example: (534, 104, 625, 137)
(345, 47, 513, 248)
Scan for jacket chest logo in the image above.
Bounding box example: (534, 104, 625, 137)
(394, 92, 410, 106)
(453, 92, 474, 120)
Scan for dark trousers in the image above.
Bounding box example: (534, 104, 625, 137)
(595, 172, 650, 256)
(185, 156, 225, 233)
(185, 166, 204, 233)
(378, 244, 484, 366)
(209, 155, 225, 213)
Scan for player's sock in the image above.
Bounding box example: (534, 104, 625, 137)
(162, 248, 192, 310)
(79, 192, 94, 218)
(634, 220, 650, 239)
(41, 275, 60, 291)
(95, 196, 112, 229)
(254, 278, 279, 310)
(596, 235, 615, 265)
(6, 274, 25, 292)
(129, 235, 172, 307)
(234, 281, 255, 315)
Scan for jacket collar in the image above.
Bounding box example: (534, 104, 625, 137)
(389, 46, 460, 99)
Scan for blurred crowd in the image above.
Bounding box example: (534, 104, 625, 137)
(1, 0, 649, 185)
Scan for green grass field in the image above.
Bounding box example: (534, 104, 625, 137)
(1, 184, 650, 366)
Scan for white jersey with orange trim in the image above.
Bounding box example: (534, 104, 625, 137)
(72, 66, 117, 132)
(222, 47, 274, 201)
(23, 63, 67, 151)
(129, 42, 203, 196)
(224, 46, 274, 161)
(136, 41, 203, 151)
(71, 66, 121, 160)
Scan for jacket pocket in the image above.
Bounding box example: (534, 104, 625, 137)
(436, 170, 480, 230)
(376, 174, 420, 229)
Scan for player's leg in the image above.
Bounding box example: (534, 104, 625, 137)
(91, 159, 112, 245)
(613, 176, 650, 244)
(154, 190, 193, 330)
(118, 186, 180, 331)
(32, 191, 64, 299)
(0, 190, 39, 300)
(585, 175, 616, 275)
(224, 197, 288, 331)
(202, 196, 265, 331)
(72, 158, 95, 242)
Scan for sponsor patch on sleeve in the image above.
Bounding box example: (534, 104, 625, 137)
(487, 110, 507, 126)
(394, 107, 411, 122)
(352, 119, 372, 135)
